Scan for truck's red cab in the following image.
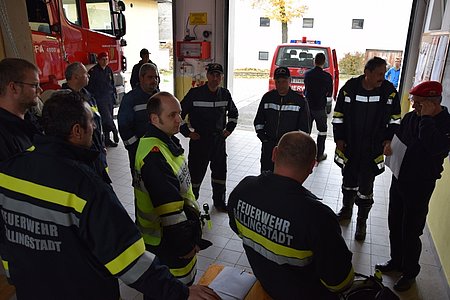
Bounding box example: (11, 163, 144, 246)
(269, 39, 339, 113)
(27, 0, 127, 101)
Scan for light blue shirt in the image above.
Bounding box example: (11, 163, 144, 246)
(385, 67, 400, 89)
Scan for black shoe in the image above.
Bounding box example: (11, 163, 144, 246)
(105, 140, 118, 148)
(375, 260, 402, 273)
(336, 206, 353, 221)
(317, 153, 327, 162)
(394, 275, 415, 292)
(214, 203, 227, 213)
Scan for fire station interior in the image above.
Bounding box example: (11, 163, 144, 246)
(1, 0, 450, 299)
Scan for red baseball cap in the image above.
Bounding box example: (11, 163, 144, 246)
(409, 81, 442, 97)
(97, 52, 108, 59)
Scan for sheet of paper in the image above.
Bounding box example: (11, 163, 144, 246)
(385, 134, 407, 179)
(209, 266, 257, 300)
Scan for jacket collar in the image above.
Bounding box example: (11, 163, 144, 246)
(145, 124, 184, 156)
(33, 135, 99, 164)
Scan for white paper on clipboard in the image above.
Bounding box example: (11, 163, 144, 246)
(209, 266, 257, 300)
(385, 134, 407, 179)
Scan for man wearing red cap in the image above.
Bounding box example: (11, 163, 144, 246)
(376, 81, 450, 291)
(86, 52, 120, 147)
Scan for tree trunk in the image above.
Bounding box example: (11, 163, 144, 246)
(282, 22, 288, 43)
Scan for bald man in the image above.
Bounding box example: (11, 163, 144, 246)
(228, 131, 354, 299)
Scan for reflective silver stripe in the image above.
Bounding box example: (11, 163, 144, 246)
(368, 96, 380, 102)
(133, 104, 147, 112)
(355, 95, 366, 102)
(211, 178, 226, 185)
(228, 118, 238, 123)
(137, 222, 161, 238)
(280, 105, 301, 112)
(193, 101, 228, 108)
(181, 120, 186, 125)
(387, 99, 393, 105)
(255, 124, 264, 130)
(264, 103, 279, 110)
(123, 135, 138, 146)
(0, 194, 80, 227)
(119, 251, 155, 284)
(160, 211, 187, 226)
(344, 96, 351, 103)
(334, 153, 345, 166)
(390, 118, 401, 124)
(175, 266, 197, 285)
(215, 101, 228, 107)
(357, 191, 373, 199)
(193, 101, 214, 107)
(376, 161, 385, 170)
(318, 131, 327, 136)
(242, 236, 313, 267)
(332, 118, 344, 124)
(342, 186, 359, 191)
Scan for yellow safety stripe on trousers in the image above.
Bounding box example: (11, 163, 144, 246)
(105, 238, 145, 275)
(321, 266, 355, 293)
(1, 259, 10, 278)
(235, 219, 313, 262)
(0, 173, 86, 213)
(334, 149, 348, 166)
(26, 145, 35, 152)
(169, 255, 197, 278)
(153, 200, 184, 216)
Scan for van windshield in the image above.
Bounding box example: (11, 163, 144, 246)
(276, 46, 329, 69)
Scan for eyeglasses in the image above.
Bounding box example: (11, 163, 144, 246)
(14, 81, 41, 89)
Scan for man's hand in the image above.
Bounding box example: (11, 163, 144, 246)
(383, 140, 392, 156)
(336, 140, 346, 152)
(189, 132, 201, 140)
(223, 130, 231, 138)
(188, 285, 221, 300)
(180, 245, 200, 259)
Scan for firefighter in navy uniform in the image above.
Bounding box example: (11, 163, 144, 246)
(332, 57, 401, 240)
(376, 81, 450, 292)
(0, 92, 219, 300)
(86, 51, 120, 147)
(118, 63, 159, 179)
(180, 63, 238, 211)
(254, 66, 310, 172)
(0, 58, 42, 162)
(228, 132, 354, 299)
(62, 62, 111, 183)
(134, 92, 212, 291)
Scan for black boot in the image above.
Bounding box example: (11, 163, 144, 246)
(355, 205, 372, 241)
(336, 191, 356, 221)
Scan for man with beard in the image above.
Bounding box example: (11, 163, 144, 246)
(0, 58, 42, 162)
(332, 57, 401, 240)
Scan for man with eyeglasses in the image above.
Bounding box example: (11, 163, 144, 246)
(376, 81, 450, 291)
(0, 58, 43, 162)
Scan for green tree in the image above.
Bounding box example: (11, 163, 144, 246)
(339, 52, 365, 75)
(250, 0, 307, 43)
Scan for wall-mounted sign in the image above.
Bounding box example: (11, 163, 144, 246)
(189, 13, 207, 25)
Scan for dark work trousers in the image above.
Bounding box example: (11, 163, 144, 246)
(309, 109, 328, 157)
(388, 176, 435, 277)
(97, 98, 118, 142)
(260, 140, 277, 172)
(127, 143, 138, 186)
(342, 159, 376, 207)
(188, 134, 227, 206)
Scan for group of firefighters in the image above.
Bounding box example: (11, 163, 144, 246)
(0, 51, 449, 299)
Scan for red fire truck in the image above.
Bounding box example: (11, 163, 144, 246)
(269, 38, 339, 113)
(5, 0, 127, 100)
